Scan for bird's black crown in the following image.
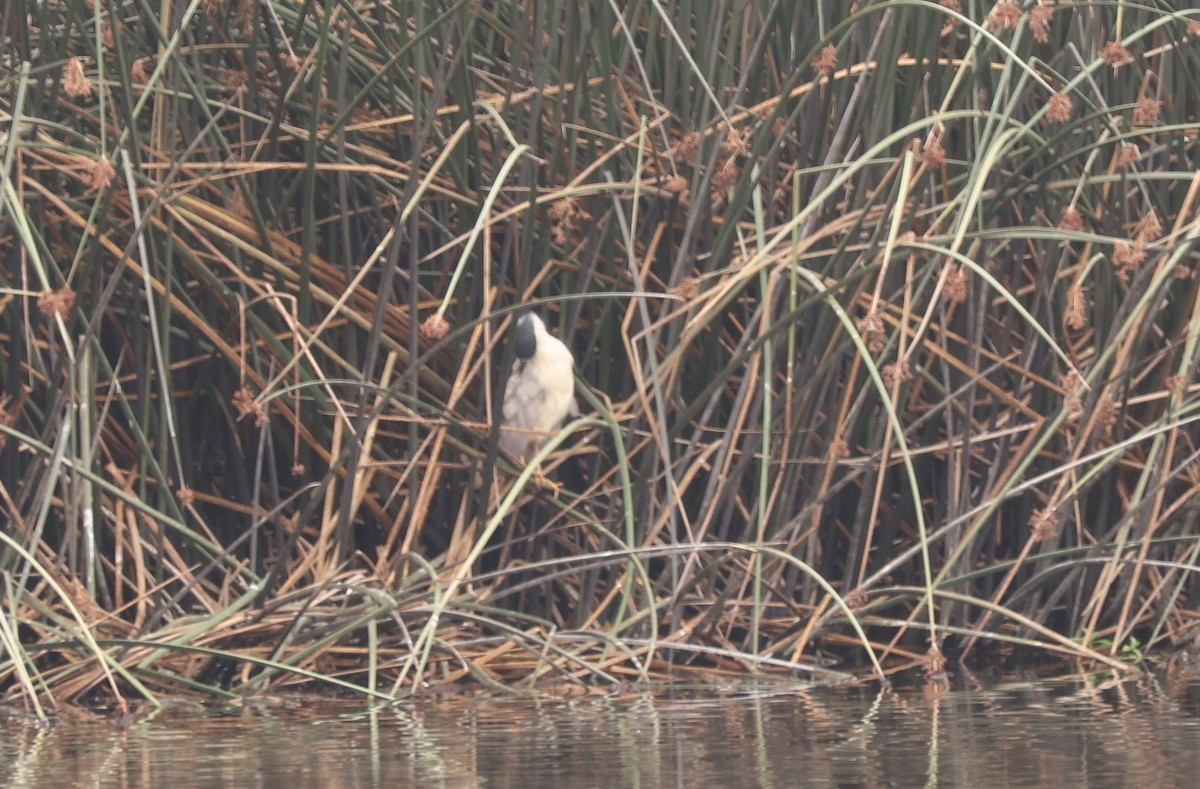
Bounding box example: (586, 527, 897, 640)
(513, 313, 538, 360)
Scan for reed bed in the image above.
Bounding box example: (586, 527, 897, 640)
(3, 0, 1200, 717)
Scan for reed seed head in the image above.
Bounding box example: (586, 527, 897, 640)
(669, 276, 699, 302)
(987, 2, 1021, 31)
(664, 174, 689, 198)
(677, 131, 700, 165)
(1135, 210, 1162, 243)
(845, 587, 868, 609)
(1113, 240, 1146, 283)
(712, 157, 740, 196)
(922, 645, 948, 679)
(939, 0, 962, 35)
(88, 157, 116, 190)
(720, 126, 751, 157)
(1096, 392, 1119, 437)
(1046, 92, 1073, 122)
(232, 386, 267, 425)
(63, 57, 92, 98)
(419, 314, 450, 341)
(811, 44, 838, 77)
(945, 264, 968, 304)
(1029, 4, 1053, 44)
(1133, 95, 1161, 126)
(38, 286, 76, 319)
(921, 137, 946, 169)
(857, 312, 886, 353)
(1116, 143, 1140, 169)
(1030, 506, 1057, 542)
(1058, 206, 1084, 231)
(1065, 284, 1087, 330)
(1100, 41, 1132, 71)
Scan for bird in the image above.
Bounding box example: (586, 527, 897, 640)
(499, 312, 578, 461)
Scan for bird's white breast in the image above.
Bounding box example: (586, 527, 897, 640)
(500, 323, 576, 457)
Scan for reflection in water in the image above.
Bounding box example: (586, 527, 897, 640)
(4, 666, 1200, 788)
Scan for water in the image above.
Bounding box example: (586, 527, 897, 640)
(3, 666, 1199, 788)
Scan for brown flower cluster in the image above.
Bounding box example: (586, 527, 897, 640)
(222, 68, 249, 91)
(230, 184, 251, 219)
(1046, 92, 1073, 123)
(1065, 284, 1087, 330)
(811, 44, 838, 78)
(844, 587, 868, 610)
(1057, 206, 1084, 231)
(987, 2, 1022, 31)
(1116, 143, 1140, 169)
(669, 276, 699, 302)
(673, 126, 752, 202)
(38, 286, 77, 319)
(677, 131, 701, 165)
(419, 313, 450, 341)
(881, 360, 912, 389)
(663, 173, 689, 198)
(236, 0, 255, 36)
(1132, 94, 1161, 126)
(857, 311, 886, 353)
(922, 644, 948, 680)
(1112, 241, 1146, 283)
(944, 263, 968, 304)
(940, 0, 962, 36)
(1107, 212, 1161, 284)
(1136, 210, 1162, 243)
(87, 156, 116, 190)
(1029, 4, 1053, 44)
(1100, 41, 1132, 71)
(1095, 392, 1119, 438)
(921, 136, 947, 170)
(549, 196, 592, 245)
(63, 57, 92, 98)
(712, 157, 741, 197)
(1029, 505, 1057, 542)
(1062, 370, 1083, 418)
(232, 386, 267, 426)
(720, 126, 752, 158)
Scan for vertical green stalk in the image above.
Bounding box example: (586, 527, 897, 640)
(753, 163, 770, 652)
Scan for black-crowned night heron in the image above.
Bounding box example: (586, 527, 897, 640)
(499, 312, 578, 460)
